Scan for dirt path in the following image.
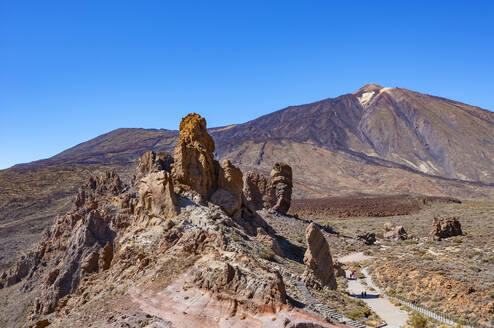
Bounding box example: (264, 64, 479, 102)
(339, 253, 409, 328)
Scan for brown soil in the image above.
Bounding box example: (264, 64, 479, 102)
(289, 194, 460, 218)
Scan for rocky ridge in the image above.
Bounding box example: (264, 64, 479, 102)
(0, 113, 339, 328)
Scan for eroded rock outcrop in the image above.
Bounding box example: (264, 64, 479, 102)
(431, 217, 462, 240)
(133, 150, 173, 184)
(256, 227, 284, 257)
(243, 162, 293, 214)
(1, 113, 317, 328)
(383, 222, 407, 240)
(35, 209, 116, 314)
(243, 171, 270, 210)
(75, 170, 125, 208)
(172, 113, 218, 201)
(268, 162, 293, 214)
(303, 223, 337, 289)
(137, 170, 179, 219)
(211, 159, 243, 215)
(193, 262, 287, 314)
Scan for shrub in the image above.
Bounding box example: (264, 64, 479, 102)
(230, 233, 242, 242)
(409, 312, 428, 328)
(296, 236, 303, 243)
(259, 249, 276, 262)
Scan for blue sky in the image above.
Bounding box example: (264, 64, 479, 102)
(1, 1, 493, 169)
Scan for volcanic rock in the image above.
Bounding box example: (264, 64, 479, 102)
(211, 159, 243, 215)
(137, 170, 179, 219)
(172, 113, 218, 201)
(303, 223, 337, 289)
(357, 232, 376, 245)
(333, 261, 346, 278)
(133, 150, 173, 184)
(431, 217, 463, 240)
(268, 162, 293, 214)
(242, 162, 293, 214)
(383, 222, 408, 240)
(193, 262, 287, 314)
(243, 171, 270, 211)
(75, 170, 125, 208)
(255, 227, 284, 257)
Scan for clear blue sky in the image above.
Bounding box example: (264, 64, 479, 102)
(1, 1, 493, 169)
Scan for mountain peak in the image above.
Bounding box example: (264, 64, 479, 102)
(352, 83, 383, 95)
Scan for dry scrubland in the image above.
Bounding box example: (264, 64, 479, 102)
(298, 200, 494, 327)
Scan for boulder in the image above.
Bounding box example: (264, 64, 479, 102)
(133, 150, 173, 185)
(357, 232, 376, 245)
(302, 223, 337, 289)
(431, 217, 462, 240)
(255, 227, 284, 257)
(333, 261, 346, 278)
(383, 222, 407, 240)
(138, 170, 179, 218)
(172, 113, 218, 201)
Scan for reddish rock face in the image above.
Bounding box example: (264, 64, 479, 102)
(172, 113, 218, 200)
(431, 217, 463, 240)
(303, 223, 337, 289)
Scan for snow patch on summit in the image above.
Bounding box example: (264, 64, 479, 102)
(358, 91, 375, 106)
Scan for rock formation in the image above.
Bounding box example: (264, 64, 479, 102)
(243, 171, 270, 210)
(243, 162, 293, 214)
(193, 262, 287, 314)
(172, 113, 218, 201)
(2, 172, 122, 315)
(75, 170, 125, 208)
(268, 162, 293, 214)
(255, 227, 284, 257)
(211, 159, 243, 215)
(0, 113, 328, 328)
(137, 170, 179, 218)
(357, 232, 376, 245)
(132, 150, 173, 184)
(431, 217, 463, 240)
(383, 222, 408, 240)
(303, 223, 337, 289)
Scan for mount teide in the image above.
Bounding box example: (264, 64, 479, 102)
(1, 84, 494, 269)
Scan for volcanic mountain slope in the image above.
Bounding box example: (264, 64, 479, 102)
(0, 113, 368, 328)
(2, 84, 494, 271)
(12, 84, 494, 185)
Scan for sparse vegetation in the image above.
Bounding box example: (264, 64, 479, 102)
(409, 312, 428, 328)
(258, 249, 276, 262)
